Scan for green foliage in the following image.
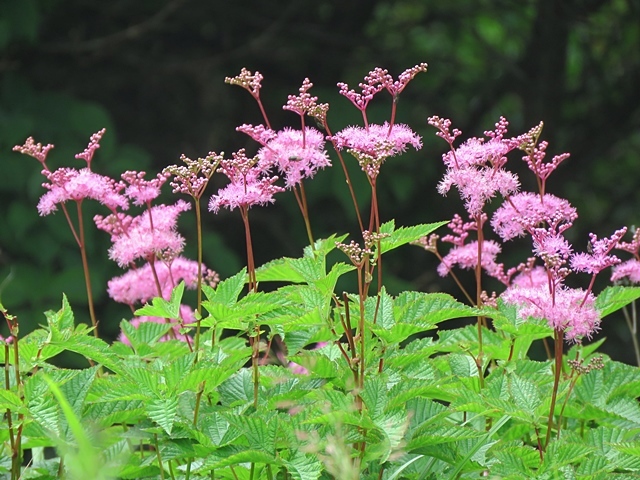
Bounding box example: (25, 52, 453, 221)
(2, 243, 640, 479)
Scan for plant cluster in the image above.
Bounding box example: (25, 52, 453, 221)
(3, 63, 640, 480)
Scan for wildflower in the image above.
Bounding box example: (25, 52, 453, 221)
(330, 123, 422, 179)
(37, 168, 128, 216)
(209, 149, 284, 213)
(570, 228, 626, 275)
(107, 256, 217, 305)
(121, 170, 171, 206)
(502, 285, 600, 341)
(611, 259, 640, 283)
(491, 192, 577, 241)
(283, 78, 329, 123)
(106, 200, 191, 267)
(164, 152, 222, 199)
(225, 68, 264, 100)
(436, 240, 503, 278)
(257, 127, 331, 187)
(432, 117, 520, 217)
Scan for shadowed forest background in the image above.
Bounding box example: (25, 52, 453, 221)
(1, 0, 639, 362)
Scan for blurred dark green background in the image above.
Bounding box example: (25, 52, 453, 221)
(1, 0, 639, 361)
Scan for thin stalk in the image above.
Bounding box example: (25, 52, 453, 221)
(194, 198, 204, 351)
(622, 302, 640, 366)
(475, 216, 484, 365)
(324, 122, 364, 232)
(76, 202, 99, 337)
(154, 433, 165, 480)
(545, 329, 564, 449)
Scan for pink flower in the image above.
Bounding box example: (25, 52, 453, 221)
(502, 285, 600, 341)
(283, 78, 329, 122)
(107, 200, 191, 267)
(258, 127, 331, 187)
(330, 123, 422, 179)
(107, 256, 212, 305)
(510, 265, 549, 289)
(38, 168, 128, 216)
(437, 240, 503, 278)
(434, 117, 521, 217)
(611, 259, 640, 283)
(570, 228, 626, 275)
(121, 171, 170, 206)
(209, 149, 284, 213)
(491, 192, 577, 241)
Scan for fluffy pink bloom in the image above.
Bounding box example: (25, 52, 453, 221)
(570, 228, 626, 275)
(435, 117, 521, 217)
(438, 167, 519, 217)
(107, 256, 210, 305)
(510, 265, 549, 289)
(502, 285, 600, 341)
(437, 240, 503, 277)
(611, 259, 640, 283)
(209, 149, 284, 213)
(121, 171, 170, 206)
(38, 167, 128, 216)
(330, 123, 422, 179)
(237, 124, 277, 145)
(531, 227, 573, 266)
(491, 192, 577, 241)
(119, 305, 195, 346)
(258, 127, 331, 187)
(107, 200, 191, 267)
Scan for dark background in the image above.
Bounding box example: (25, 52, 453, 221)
(1, 0, 639, 362)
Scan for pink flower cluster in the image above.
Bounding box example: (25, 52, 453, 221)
(426, 117, 629, 342)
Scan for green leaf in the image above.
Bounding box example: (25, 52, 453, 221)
(509, 374, 542, 415)
(202, 268, 247, 305)
(379, 220, 448, 254)
(596, 286, 640, 318)
(283, 453, 323, 480)
(362, 376, 388, 420)
(0, 389, 24, 412)
(146, 397, 178, 435)
(44, 294, 75, 331)
(135, 281, 185, 319)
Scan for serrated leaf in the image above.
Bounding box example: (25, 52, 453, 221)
(379, 220, 448, 254)
(509, 374, 542, 415)
(209, 449, 276, 469)
(59, 366, 98, 417)
(202, 268, 247, 305)
(146, 397, 178, 435)
(596, 286, 640, 318)
(283, 453, 322, 480)
(362, 376, 387, 420)
(227, 415, 275, 453)
(44, 294, 75, 331)
(256, 257, 309, 283)
(135, 281, 185, 319)
(0, 389, 24, 411)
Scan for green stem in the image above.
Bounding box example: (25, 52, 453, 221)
(76, 201, 99, 337)
(545, 329, 564, 450)
(194, 198, 204, 351)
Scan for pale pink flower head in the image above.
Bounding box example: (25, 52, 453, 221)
(437, 239, 503, 278)
(257, 127, 331, 187)
(611, 259, 640, 284)
(75, 128, 106, 168)
(225, 68, 264, 100)
(502, 285, 600, 342)
(491, 192, 578, 241)
(519, 123, 570, 182)
(13, 137, 54, 165)
(107, 200, 191, 267)
(510, 265, 549, 289)
(337, 69, 386, 112)
(121, 170, 170, 206)
(330, 122, 422, 179)
(38, 167, 128, 216)
(108, 256, 218, 305)
(435, 117, 520, 217)
(570, 228, 626, 276)
(530, 227, 573, 270)
(209, 149, 285, 213)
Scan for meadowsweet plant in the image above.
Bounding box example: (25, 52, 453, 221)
(3, 63, 640, 480)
